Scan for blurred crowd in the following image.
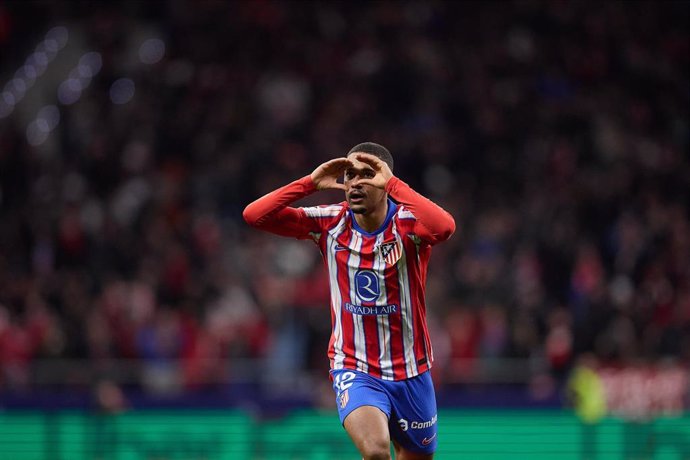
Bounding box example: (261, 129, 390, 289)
(0, 1, 688, 394)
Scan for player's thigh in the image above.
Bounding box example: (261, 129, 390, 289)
(343, 405, 391, 456)
(393, 439, 434, 460)
(388, 371, 438, 455)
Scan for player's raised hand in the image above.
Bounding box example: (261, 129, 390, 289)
(311, 158, 352, 191)
(352, 153, 393, 189)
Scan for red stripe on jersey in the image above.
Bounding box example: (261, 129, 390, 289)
(357, 235, 382, 378)
(322, 216, 341, 369)
(402, 232, 428, 369)
(417, 245, 433, 370)
(397, 216, 433, 373)
(321, 227, 334, 368)
(381, 223, 408, 380)
(335, 224, 357, 370)
(322, 209, 351, 370)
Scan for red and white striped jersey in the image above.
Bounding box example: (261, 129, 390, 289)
(243, 175, 455, 381)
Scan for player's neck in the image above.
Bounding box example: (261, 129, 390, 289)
(354, 201, 389, 233)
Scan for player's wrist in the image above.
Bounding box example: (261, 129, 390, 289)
(384, 175, 399, 192)
(303, 174, 318, 192)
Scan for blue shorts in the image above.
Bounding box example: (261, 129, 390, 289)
(330, 369, 438, 454)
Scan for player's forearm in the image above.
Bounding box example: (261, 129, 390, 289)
(385, 176, 456, 243)
(242, 175, 316, 228)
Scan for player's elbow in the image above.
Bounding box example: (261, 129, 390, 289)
(419, 212, 456, 244)
(444, 215, 457, 240)
(242, 204, 261, 227)
(434, 213, 456, 243)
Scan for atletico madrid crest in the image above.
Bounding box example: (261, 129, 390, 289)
(339, 389, 349, 408)
(379, 240, 402, 265)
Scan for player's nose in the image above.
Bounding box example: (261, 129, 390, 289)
(349, 178, 363, 188)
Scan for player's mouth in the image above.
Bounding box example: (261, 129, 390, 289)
(348, 191, 365, 204)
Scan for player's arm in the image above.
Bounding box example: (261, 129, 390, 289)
(354, 153, 456, 245)
(386, 176, 456, 244)
(243, 158, 351, 238)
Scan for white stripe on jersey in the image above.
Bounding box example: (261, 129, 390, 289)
(392, 220, 419, 378)
(303, 205, 343, 218)
(326, 215, 349, 369)
(374, 232, 394, 380)
(346, 231, 369, 373)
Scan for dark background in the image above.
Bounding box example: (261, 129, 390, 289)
(0, 0, 688, 412)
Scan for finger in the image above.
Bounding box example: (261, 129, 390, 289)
(354, 153, 382, 169)
(327, 158, 354, 173)
(316, 158, 344, 172)
(325, 157, 351, 167)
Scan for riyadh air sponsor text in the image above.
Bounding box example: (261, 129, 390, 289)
(344, 303, 398, 315)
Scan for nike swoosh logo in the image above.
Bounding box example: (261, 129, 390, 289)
(334, 245, 349, 251)
(421, 433, 437, 445)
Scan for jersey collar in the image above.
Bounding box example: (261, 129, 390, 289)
(349, 198, 398, 236)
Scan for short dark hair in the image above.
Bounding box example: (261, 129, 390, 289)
(348, 142, 394, 171)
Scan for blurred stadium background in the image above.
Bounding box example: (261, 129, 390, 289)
(0, 1, 688, 459)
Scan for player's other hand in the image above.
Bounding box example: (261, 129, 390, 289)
(311, 158, 352, 191)
(352, 153, 393, 189)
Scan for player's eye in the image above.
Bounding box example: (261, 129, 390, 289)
(344, 170, 353, 180)
(364, 170, 375, 178)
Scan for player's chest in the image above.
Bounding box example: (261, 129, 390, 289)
(324, 230, 406, 268)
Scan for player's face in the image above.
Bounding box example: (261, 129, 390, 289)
(344, 155, 386, 215)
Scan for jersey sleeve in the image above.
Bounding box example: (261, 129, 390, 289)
(243, 175, 323, 240)
(386, 176, 456, 245)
